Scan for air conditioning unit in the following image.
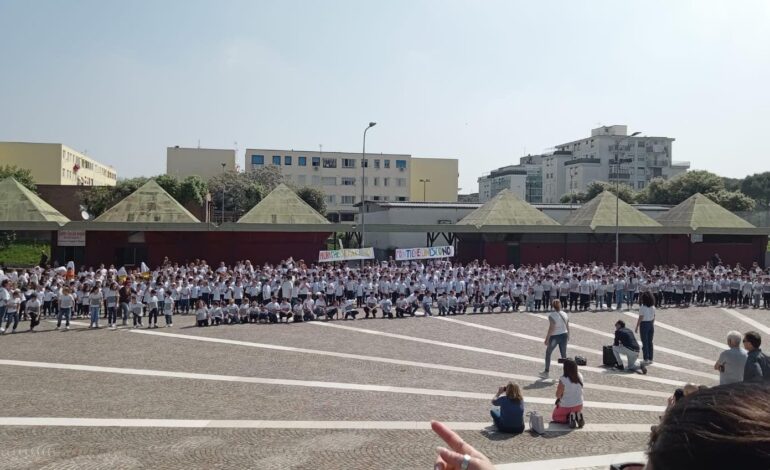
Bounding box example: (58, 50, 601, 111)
(313, 166, 319, 171)
(399, 167, 404, 172)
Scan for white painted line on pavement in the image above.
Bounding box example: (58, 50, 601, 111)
(524, 313, 715, 366)
(0, 417, 654, 433)
(434, 316, 718, 381)
(497, 451, 647, 470)
(313, 322, 686, 387)
(722, 308, 770, 335)
(0, 359, 666, 412)
(127, 329, 669, 399)
(621, 312, 725, 349)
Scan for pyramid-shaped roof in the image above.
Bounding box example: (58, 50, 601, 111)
(563, 191, 661, 229)
(237, 184, 330, 224)
(457, 189, 559, 227)
(656, 193, 755, 230)
(0, 178, 69, 224)
(94, 179, 200, 223)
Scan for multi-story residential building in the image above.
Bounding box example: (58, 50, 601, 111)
(543, 125, 689, 202)
(0, 142, 117, 186)
(478, 154, 543, 203)
(244, 148, 458, 221)
(166, 146, 238, 180)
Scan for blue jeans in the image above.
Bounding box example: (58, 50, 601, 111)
(615, 291, 624, 309)
(3, 309, 19, 331)
(107, 306, 117, 324)
(119, 302, 129, 323)
(90, 306, 101, 326)
(490, 409, 524, 434)
(545, 333, 568, 372)
(57, 307, 71, 327)
(640, 321, 654, 361)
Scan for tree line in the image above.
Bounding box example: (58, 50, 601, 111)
(559, 170, 766, 212)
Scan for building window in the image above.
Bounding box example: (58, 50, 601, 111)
(397, 196, 408, 202)
(298, 156, 307, 166)
(312, 175, 321, 185)
(324, 195, 336, 204)
(297, 175, 306, 185)
(312, 157, 320, 167)
(383, 177, 390, 187)
(251, 155, 264, 165)
(342, 158, 356, 168)
(341, 177, 356, 186)
(374, 159, 380, 169)
(272, 155, 281, 165)
(322, 158, 337, 168)
(373, 177, 379, 186)
(341, 195, 356, 204)
(321, 177, 337, 186)
(396, 160, 407, 169)
(284, 156, 292, 165)
(384, 159, 390, 169)
(396, 178, 406, 187)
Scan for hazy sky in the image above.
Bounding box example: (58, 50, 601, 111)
(1, 0, 769, 193)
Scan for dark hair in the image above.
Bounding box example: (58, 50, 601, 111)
(641, 291, 655, 308)
(648, 382, 770, 470)
(744, 331, 762, 349)
(562, 358, 583, 387)
(616, 320, 626, 328)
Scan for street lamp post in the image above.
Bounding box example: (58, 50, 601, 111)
(360, 122, 377, 249)
(220, 162, 226, 224)
(615, 131, 641, 266)
(419, 178, 431, 201)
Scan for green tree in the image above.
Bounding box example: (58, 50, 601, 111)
(636, 177, 670, 204)
(177, 175, 208, 206)
(207, 171, 264, 216)
(583, 181, 637, 204)
(79, 177, 148, 216)
(722, 176, 743, 192)
(665, 170, 724, 203)
(0, 165, 36, 191)
(740, 172, 770, 207)
(251, 165, 286, 192)
(153, 174, 181, 200)
(296, 186, 327, 215)
(705, 190, 756, 212)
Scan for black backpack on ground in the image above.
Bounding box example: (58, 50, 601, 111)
(602, 345, 618, 367)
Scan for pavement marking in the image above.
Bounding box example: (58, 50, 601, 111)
(621, 312, 725, 349)
(497, 451, 647, 470)
(0, 359, 666, 412)
(524, 313, 715, 366)
(433, 316, 718, 381)
(313, 322, 687, 387)
(0, 417, 654, 433)
(722, 308, 770, 335)
(127, 329, 670, 399)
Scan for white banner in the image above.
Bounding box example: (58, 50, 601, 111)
(58, 230, 86, 247)
(318, 247, 375, 263)
(395, 246, 454, 261)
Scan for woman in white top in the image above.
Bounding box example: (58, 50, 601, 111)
(635, 291, 656, 364)
(552, 358, 584, 429)
(542, 300, 569, 377)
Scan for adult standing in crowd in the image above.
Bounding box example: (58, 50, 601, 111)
(542, 299, 569, 378)
(636, 291, 656, 365)
(743, 331, 768, 382)
(714, 330, 747, 385)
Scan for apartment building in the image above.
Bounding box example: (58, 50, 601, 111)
(478, 154, 543, 203)
(0, 142, 116, 186)
(245, 149, 459, 221)
(167, 146, 237, 180)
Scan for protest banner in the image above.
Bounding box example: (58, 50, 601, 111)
(318, 247, 375, 262)
(395, 245, 454, 261)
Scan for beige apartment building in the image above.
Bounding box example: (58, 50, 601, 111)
(244, 148, 458, 222)
(166, 146, 238, 180)
(0, 142, 116, 186)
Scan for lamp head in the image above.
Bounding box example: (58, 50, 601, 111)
(630, 131, 642, 137)
(368, 122, 377, 128)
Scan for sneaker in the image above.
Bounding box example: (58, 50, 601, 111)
(614, 364, 625, 371)
(568, 412, 578, 429)
(11, 329, 16, 334)
(538, 370, 550, 378)
(55, 326, 60, 330)
(640, 364, 648, 375)
(576, 412, 585, 428)
(0, 328, 5, 334)
(65, 326, 70, 330)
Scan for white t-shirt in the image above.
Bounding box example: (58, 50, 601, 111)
(638, 305, 655, 322)
(559, 373, 584, 408)
(549, 310, 569, 336)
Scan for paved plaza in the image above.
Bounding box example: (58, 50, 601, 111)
(0, 304, 768, 469)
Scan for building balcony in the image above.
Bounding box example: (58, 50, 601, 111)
(564, 157, 601, 166)
(608, 172, 631, 180)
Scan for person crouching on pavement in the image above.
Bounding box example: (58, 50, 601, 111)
(490, 382, 525, 434)
(364, 293, 379, 319)
(612, 320, 648, 374)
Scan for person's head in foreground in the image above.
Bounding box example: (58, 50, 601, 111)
(647, 381, 770, 470)
(499, 382, 523, 402)
(743, 330, 761, 352)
